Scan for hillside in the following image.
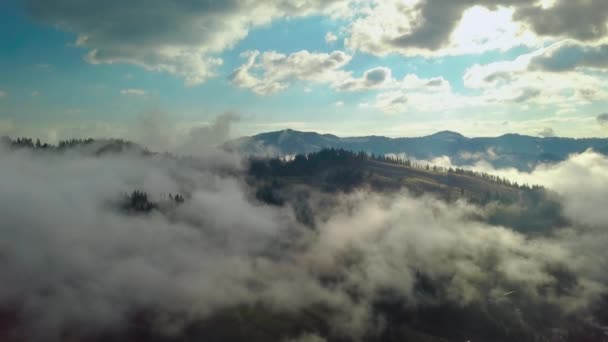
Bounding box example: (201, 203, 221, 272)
(227, 129, 608, 171)
(247, 149, 567, 234)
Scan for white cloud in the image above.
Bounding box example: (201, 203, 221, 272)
(470, 150, 608, 227)
(325, 32, 338, 44)
(537, 127, 556, 137)
(369, 88, 478, 114)
(232, 52, 456, 99)
(120, 88, 147, 96)
(0, 90, 6, 98)
(31, 91, 40, 97)
(25, 0, 358, 86)
(450, 5, 538, 54)
(345, 1, 539, 57)
(230, 50, 352, 95)
(334, 101, 344, 107)
(230, 50, 472, 112)
(336, 66, 394, 91)
(514, 0, 608, 42)
(344, 0, 608, 58)
(463, 42, 608, 107)
(529, 41, 608, 72)
(463, 41, 608, 88)
(23, 0, 608, 87)
(360, 74, 473, 114)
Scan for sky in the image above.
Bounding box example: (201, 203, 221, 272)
(0, 0, 607, 141)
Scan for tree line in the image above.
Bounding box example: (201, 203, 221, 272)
(122, 190, 185, 213)
(249, 148, 539, 191)
(1, 136, 97, 149)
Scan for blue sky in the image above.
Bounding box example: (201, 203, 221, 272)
(1, 0, 607, 142)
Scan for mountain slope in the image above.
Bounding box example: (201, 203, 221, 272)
(248, 148, 567, 234)
(227, 129, 608, 170)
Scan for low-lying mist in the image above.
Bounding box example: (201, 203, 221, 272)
(1, 131, 608, 341)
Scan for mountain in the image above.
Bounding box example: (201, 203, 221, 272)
(227, 129, 608, 171)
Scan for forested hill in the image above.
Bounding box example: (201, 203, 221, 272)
(1, 136, 150, 156)
(248, 148, 565, 234)
(249, 148, 537, 196)
(227, 129, 608, 171)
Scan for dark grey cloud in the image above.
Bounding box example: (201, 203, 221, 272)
(514, 0, 608, 42)
(598, 113, 608, 126)
(349, 0, 608, 58)
(389, 1, 468, 50)
(334, 67, 393, 91)
(25, 0, 244, 84)
(425, 77, 448, 88)
(512, 88, 542, 103)
(388, 0, 528, 51)
(530, 43, 608, 72)
(364, 67, 390, 85)
(389, 94, 408, 105)
(483, 71, 513, 84)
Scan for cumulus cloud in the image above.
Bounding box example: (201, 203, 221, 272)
(460, 39, 608, 89)
(529, 42, 608, 72)
(514, 0, 608, 42)
(120, 88, 147, 96)
(231, 53, 458, 110)
(345, 0, 608, 57)
(386, 1, 532, 52)
(537, 127, 556, 137)
(325, 32, 338, 44)
(364, 75, 474, 113)
(231, 58, 407, 94)
(230, 50, 352, 95)
(463, 43, 608, 107)
(336, 67, 393, 91)
(24, 0, 355, 85)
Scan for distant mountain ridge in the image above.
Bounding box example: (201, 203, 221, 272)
(227, 129, 608, 171)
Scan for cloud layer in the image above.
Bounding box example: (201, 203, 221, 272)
(1, 138, 608, 340)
